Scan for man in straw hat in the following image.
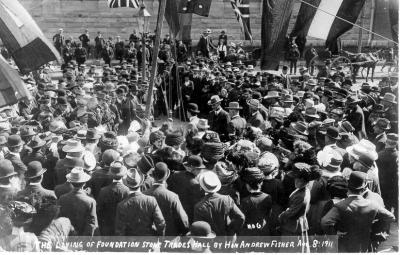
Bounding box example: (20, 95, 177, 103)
(226, 102, 246, 141)
(115, 168, 165, 236)
(377, 133, 398, 220)
(208, 95, 230, 142)
(58, 167, 98, 236)
(193, 171, 245, 236)
(144, 162, 189, 236)
(97, 161, 129, 236)
(321, 171, 395, 252)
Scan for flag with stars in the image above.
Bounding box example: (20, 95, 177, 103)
(231, 0, 252, 42)
(178, 0, 212, 17)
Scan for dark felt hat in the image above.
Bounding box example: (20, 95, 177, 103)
(25, 161, 46, 179)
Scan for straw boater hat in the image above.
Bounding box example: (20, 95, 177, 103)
(66, 167, 91, 183)
(198, 171, 221, 193)
(346, 139, 378, 161)
(123, 168, 144, 188)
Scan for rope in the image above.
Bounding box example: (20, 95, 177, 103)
(299, 0, 399, 45)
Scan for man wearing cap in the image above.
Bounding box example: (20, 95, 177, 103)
(321, 171, 395, 252)
(97, 161, 130, 236)
(115, 168, 165, 236)
(208, 95, 230, 142)
(372, 118, 390, 152)
(0, 159, 19, 204)
(226, 102, 246, 142)
(194, 171, 245, 236)
(377, 134, 398, 220)
(17, 161, 56, 201)
(144, 162, 189, 236)
(58, 167, 98, 236)
(167, 155, 204, 223)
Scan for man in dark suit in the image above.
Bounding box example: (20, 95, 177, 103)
(58, 167, 98, 236)
(321, 171, 395, 252)
(226, 102, 246, 142)
(97, 161, 130, 236)
(0, 159, 18, 204)
(144, 162, 189, 236)
(377, 134, 398, 220)
(74, 43, 87, 66)
(78, 29, 90, 55)
(197, 29, 215, 58)
(17, 161, 56, 202)
(345, 96, 367, 140)
(115, 168, 165, 236)
(5, 135, 27, 185)
(246, 99, 264, 128)
(207, 95, 230, 142)
(167, 155, 204, 223)
(372, 118, 390, 153)
(194, 171, 245, 236)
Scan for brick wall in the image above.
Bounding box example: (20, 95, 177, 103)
(19, 0, 390, 48)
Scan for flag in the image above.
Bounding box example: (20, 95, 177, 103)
(165, 0, 181, 38)
(108, 0, 139, 8)
(0, 0, 60, 74)
(231, 0, 253, 42)
(178, 0, 212, 17)
(0, 56, 32, 107)
(260, 0, 295, 70)
(291, 0, 366, 47)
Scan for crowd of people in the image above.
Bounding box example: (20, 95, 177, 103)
(0, 25, 397, 253)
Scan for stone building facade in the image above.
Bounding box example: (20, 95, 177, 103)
(20, 0, 391, 47)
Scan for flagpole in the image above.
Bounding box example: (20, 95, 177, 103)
(145, 0, 167, 118)
(298, 0, 398, 45)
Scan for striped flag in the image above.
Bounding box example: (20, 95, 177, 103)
(0, 55, 32, 107)
(291, 0, 366, 46)
(0, 0, 60, 74)
(231, 0, 252, 42)
(108, 0, 139, 8)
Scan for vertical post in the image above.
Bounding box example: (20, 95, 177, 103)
(141, 33, 146, 81)
(145, 0, 167, 118)
(357, 6, 364, 53)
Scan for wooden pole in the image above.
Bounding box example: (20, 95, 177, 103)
(357, 6, 364, 53)
(141, 33, 146, 81)
(145, 0, 167, 118)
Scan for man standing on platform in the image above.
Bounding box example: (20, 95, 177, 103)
(79, 29, 90, 58)
(94, 31, 105, 60)
(53, 28, 64, 54)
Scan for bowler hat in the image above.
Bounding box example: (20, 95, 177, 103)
(25, 161, 46, 179)
(66, 167, 91, 183)
(187, 103, 200, 114)
(348, 171, 367, 190)
(7, 135, 23, 147)
(325, 127, 341, 140)
(123, 168, 144, 188)
(0, 159, 16, 179)
(187, 221, 216, 239)
(183, 155, 205, 169)
(152, 162, 170, 182)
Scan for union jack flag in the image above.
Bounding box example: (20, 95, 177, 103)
(231, 0, 253, 42)
(107, 0, 139, 8)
